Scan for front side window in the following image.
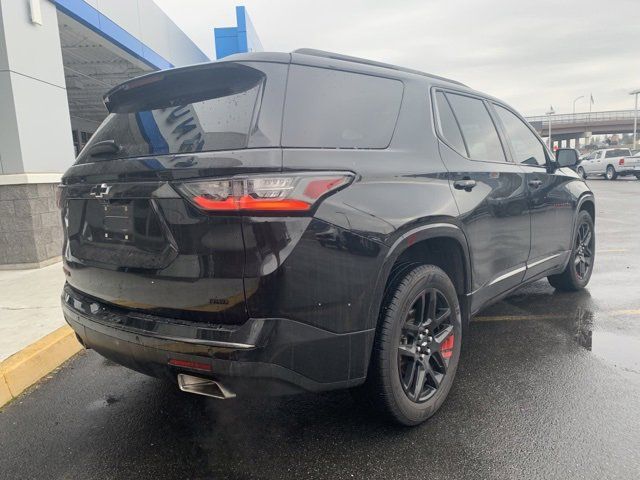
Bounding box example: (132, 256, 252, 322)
(445, 93, 506, 162)
(494, 104, 547, 166)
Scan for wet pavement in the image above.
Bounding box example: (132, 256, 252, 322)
(1, 178, 639, 479)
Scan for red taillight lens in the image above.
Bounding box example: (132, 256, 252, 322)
(619, 158, 625, 165)
(177, 173, 353, 213)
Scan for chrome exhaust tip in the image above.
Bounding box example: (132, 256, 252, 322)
(177, 373, 236, 399)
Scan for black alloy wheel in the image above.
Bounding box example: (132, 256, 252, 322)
(364, 264, 462, 426)
(548, 210, 595, 291)
(574, 221, 594, 281)
(398, 288, 455, 403)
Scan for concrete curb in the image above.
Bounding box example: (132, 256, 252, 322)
(0, 326, 82, 408)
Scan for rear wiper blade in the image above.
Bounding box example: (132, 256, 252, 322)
(88, 140, 122, 158)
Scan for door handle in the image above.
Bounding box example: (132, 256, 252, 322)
(528, 179, 543, 188)
(453, 179, 477, 191)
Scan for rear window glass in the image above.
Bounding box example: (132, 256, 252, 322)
(76, 63, 285, 163)
(445, 93, 506, 162)
(605, 149, 630, 158)
(282, 65, 403, 149)
(435, 91, 467, 156)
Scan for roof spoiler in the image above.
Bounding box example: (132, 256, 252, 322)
(103, 62, 265, 113)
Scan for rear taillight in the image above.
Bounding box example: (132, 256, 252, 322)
(619, 158, 625, 165)
(176, 173, 353, 214)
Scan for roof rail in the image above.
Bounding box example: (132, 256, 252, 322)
(292, 48, 467, 87)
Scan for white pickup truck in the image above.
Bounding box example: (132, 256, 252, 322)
(577, 148, 640, 180)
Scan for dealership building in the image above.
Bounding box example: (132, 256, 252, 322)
(0, 0, 262, 268)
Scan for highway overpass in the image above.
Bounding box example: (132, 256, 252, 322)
(526, 110, 638, 146)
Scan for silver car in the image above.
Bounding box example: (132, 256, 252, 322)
(577, 148, 640, 180)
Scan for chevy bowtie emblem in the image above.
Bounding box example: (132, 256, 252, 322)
(90, 183, 112, 199)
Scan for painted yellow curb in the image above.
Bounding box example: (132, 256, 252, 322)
(0, 375, 11, 407)
(0, 326, 82, 408)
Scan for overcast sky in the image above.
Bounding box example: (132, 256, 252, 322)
(155, 0, 639, 116)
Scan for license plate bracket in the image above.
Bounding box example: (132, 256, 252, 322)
(101, 202, 134, 241)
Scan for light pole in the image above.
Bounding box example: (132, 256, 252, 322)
(572, 95, 584, 115)
(546, 106, 555, 150)
(631, 89, 640, 150)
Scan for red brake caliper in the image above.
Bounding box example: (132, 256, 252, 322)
(441, 335, 455, 359)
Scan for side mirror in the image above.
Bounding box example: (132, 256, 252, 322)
(555, 148, 579, 168)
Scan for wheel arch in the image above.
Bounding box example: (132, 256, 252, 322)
(368, 222, 472, 331)
(578, 195, 595, 222)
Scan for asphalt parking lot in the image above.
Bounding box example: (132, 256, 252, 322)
(1, 178, 639, 480)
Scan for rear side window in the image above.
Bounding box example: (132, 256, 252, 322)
(282, 65, 403, 148)
(605, 149, 630, 158)
(444, 93, 506, 162)
(494, 104, 547, 166)
(435, 91, 467, 155)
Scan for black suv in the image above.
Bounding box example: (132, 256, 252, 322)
(59, 49, 595, 425)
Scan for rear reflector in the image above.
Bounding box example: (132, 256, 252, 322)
(168, 358, 212, 372)
(619, 158, 625, 165)
(176, 173, 353, 214)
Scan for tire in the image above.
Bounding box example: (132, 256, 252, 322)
(577, 167, 586, 179)
(365, 265, 462, 426)
(635, 174, 640, 180)
(605, 165, 617, 180)
(548, 210, 595, 291)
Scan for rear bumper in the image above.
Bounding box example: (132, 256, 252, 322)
(62, 285, 372, 396)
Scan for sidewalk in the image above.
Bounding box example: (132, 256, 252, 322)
(0, 262, 81, 407)
(0, 262, 67, 361)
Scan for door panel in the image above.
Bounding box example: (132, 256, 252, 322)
(583, 153, 596, 173)
(520, 166, 575, 279)
(489, 102, 574, 280)
(440, 143, 529, 305)
(593, 151, 604, 174)
(433, 91, 530, 311)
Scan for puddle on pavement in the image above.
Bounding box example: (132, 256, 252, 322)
(479, 282, 640, 376)
(573, 308, 640, 375)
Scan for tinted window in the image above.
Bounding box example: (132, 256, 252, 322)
(494, 105, 547, 166)
(605, 149, 631, 158)
(435, 91, 467, 155)
(445, 93, 506, 162)
(77, 63, 285, 163)
(282, 65, 403, 148)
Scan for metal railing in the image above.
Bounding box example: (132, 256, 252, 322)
(526, 110, 638, 126)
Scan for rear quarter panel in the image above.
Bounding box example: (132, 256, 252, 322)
(254, 77, 461, 333)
